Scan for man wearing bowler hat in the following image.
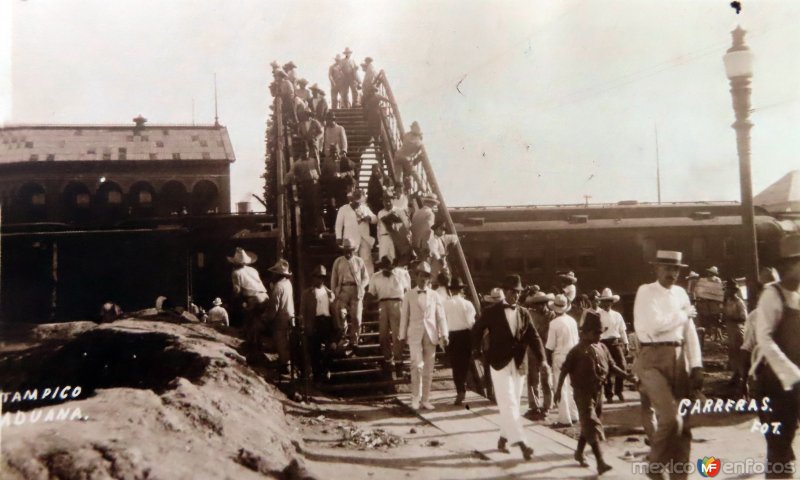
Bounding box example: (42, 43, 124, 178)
(472, 274, 546, 461)
(634, 250, 703, 480)
(399, 261, 449, 410)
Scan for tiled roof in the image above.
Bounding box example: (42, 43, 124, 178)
(0, 123, 236, 164)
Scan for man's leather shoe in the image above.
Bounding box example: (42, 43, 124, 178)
(517, 442, 534, 461)
(497, 436, 509, 453)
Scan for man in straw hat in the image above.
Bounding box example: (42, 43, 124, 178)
(229, 247, 269, 346)
(309, 83, 328, 121)
(472, 274, 546, 461)
(300, 265, 336, 379)
(266, 259, 295, 373)
(597, 287, 629, 403)
(410, 192, 438, 258)
(578, 289, 601, 328)
(328, 54, 346, 108)
(369, 256, 411, 376)
(295, 78, 311, 105)
(377, 192, 409, 265)
(335, 189, 377, 276)
(400, 261, 448, 410)
(750, 234, 800, 477)
(633, 250, 702, 480)
(331, 238, 370, 350)
(554, 311, 631, 475)
(557, 270, 578, 302)
(361, 56, 377, 100)
(526, 291, 556, 418)
(547, 293, 580, 426)
(341, 47, 361, 107)
(443, 276, 477, 405)
(207, 297, 229, 327)
(393, 121, 425, 188)
(428, 221, 459, 281)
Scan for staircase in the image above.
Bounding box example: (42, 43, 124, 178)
(329, 107, 385, 192)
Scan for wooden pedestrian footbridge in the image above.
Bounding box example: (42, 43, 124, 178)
(265, 69, 483, 396)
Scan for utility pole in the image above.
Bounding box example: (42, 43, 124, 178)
(583, 194, 591, 207)
(213, 73, 220, 127)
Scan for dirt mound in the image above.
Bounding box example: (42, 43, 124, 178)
(0, 319, 310, 479)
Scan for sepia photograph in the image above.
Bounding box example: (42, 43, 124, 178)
(2, 0, 800, 478)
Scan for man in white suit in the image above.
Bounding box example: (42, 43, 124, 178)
(399, 261, 449, 410)
(335, 189, 377, 277)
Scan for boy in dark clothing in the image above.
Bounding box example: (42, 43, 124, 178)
(554, 311, 630, 475)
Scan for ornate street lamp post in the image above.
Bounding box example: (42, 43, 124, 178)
(723, 26, 759, 308)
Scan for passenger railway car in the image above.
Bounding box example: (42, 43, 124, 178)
(449, 201, 800, 311)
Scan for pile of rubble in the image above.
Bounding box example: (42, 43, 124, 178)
(335, 424, 406, 450)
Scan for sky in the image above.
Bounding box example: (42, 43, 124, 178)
(3, 0, 800, 208)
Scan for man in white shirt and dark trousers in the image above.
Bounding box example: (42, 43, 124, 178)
(369, 256, 411, 377)
(634, 250, 703, 480)
(300, 265, 336, 379)
(751, 234, 800, 478)
(444, 277, 477, 405)
(547, 294, 580, 426)
(335, 189, 377, 277)
(399, 262, 449, 411)
(598, 287, 629, 403)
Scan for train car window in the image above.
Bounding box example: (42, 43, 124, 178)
(525, 248, 545, 272)
(579, 252, 597, 269)
(504, 243, 524, 272)
(557, 249, 597, 271)
(642, 238, 657, 261)
(469, 243, 492, 272)
(724, 237, 736, 257)
(692, 237, 707, 261)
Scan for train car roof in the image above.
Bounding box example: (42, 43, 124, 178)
(455, 215, 796, 233)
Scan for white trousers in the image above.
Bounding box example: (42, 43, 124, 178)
(553, 353, 579, 424)
(358, 240, 374, 278)
(490, 362, 527, 445)
(409, 332, 437, 403)
(378, 235, 396, 262)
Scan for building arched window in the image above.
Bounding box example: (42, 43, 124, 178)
(61, 182, 92, 223)
(191, 180, 219, 214)
(15, 182, 47, 222)
(159, 180, 188, 216)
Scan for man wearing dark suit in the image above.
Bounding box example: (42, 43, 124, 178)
(472, 274, 548, 461)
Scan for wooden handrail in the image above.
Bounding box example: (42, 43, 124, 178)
(418, 146, 480, 312)
(274, 97, 286, 259)
(376, 71, 480, 312)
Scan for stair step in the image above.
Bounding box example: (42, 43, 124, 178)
(330, 354, 385, 364)
(319, 379, 399, 392)
(327, 367, 385, 378)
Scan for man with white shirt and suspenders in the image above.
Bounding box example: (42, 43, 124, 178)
(634, 250, 703, 480)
